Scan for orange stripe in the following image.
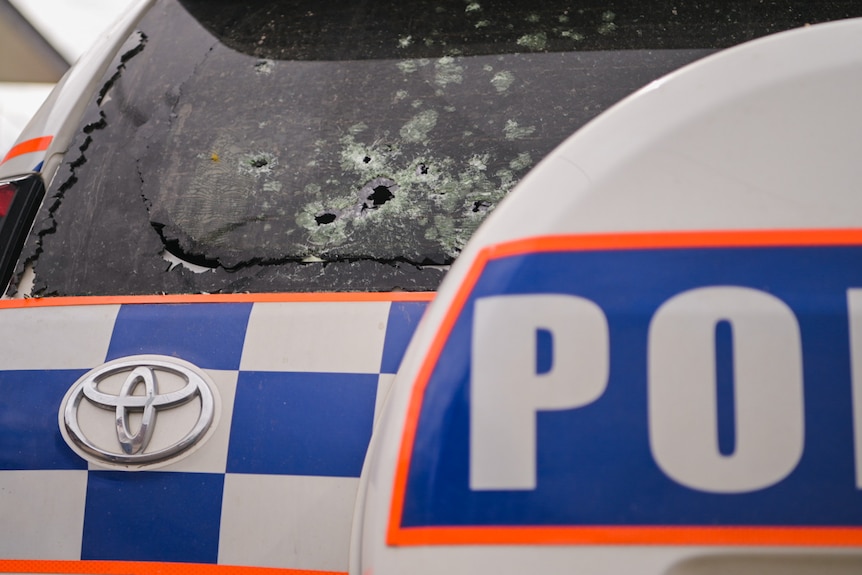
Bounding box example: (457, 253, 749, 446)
(487, 228, 862, 260)
(1, 135, 53, 165)
(387, 228, 862, 547)
(388, 243, 492, 546)
(0, 291, 435, 310)
(390, 526, 862, 547)
(0, 559, 344, 575)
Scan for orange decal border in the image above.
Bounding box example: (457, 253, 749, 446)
(0, 291, 435, 310)
(390, 526, 862, 547)
(388, 228, 862, 547)
(1, 136, 53, 165)
(0, 559, 344, 575)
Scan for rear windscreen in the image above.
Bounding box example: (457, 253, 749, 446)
(13, 0, 862, 296)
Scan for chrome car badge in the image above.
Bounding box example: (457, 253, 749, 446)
(59, 355, 218, 468)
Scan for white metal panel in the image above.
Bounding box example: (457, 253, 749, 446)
(357, 18, 862, 575)
(0, 304, 119, 370)
(219, 473, 360, 571)
(0, 470, 88, 559)
(0, 0, 154, 180)
(241, 301, 391, 374)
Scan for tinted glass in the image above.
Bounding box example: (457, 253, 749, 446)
(12, 0, 862, 296)
(0, 175, 45, 291)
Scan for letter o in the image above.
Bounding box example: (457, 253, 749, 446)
(648, 286, 804, 493)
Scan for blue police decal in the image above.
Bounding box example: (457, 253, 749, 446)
(390, 230, 862, 546)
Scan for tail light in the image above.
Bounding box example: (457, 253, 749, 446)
(0, 183, 15, 217)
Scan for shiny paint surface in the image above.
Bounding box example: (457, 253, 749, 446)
(357, 18, 862, 575)
(0, 293, 430, 573)
(390, 230, 862, 545)
(0, 0, 155, 181)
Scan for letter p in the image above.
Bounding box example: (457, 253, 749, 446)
(470, 294, 609, 490)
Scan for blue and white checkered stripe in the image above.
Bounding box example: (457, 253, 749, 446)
(0, 299, 428, 571)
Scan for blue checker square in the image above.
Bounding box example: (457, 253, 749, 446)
(0, 370, 88, 470)
(106, 303, 253, 370)
(228, 371, 378, 477)
(82, 471, 224, 563)
(381, 301, 429, 374)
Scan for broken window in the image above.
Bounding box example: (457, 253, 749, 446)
(12, 0, 862, 296)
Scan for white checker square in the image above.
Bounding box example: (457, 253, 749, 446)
(0, 305, 119, 370)
(0, 470, 88, 559)
(240, 302, 391, 373)
(219, 473, 359, 572)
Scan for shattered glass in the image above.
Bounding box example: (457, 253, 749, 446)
(12, 0, 861, 296)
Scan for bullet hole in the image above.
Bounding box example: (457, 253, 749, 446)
(417, 163, 429, 175)
(359, 177, 399, 211)
(315, 212, 337, 225)
(363, 156, 372, 163)
(472, 200, 491, 213)
(368, 185, 394, 206)
(250, 157, 269, 168)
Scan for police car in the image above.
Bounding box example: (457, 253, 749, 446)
(1, 2, 861, 575)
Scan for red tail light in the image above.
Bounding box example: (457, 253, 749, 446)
(0, 183, 16, 217)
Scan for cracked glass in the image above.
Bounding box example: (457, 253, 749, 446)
(11, 0, 862, 296)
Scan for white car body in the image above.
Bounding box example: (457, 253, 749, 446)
(1, 3, 860, 575)
(0, 0, 155, 184)
(356, 17, 862, 575)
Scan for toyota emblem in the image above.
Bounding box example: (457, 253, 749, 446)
(59, 355, 218, 468)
